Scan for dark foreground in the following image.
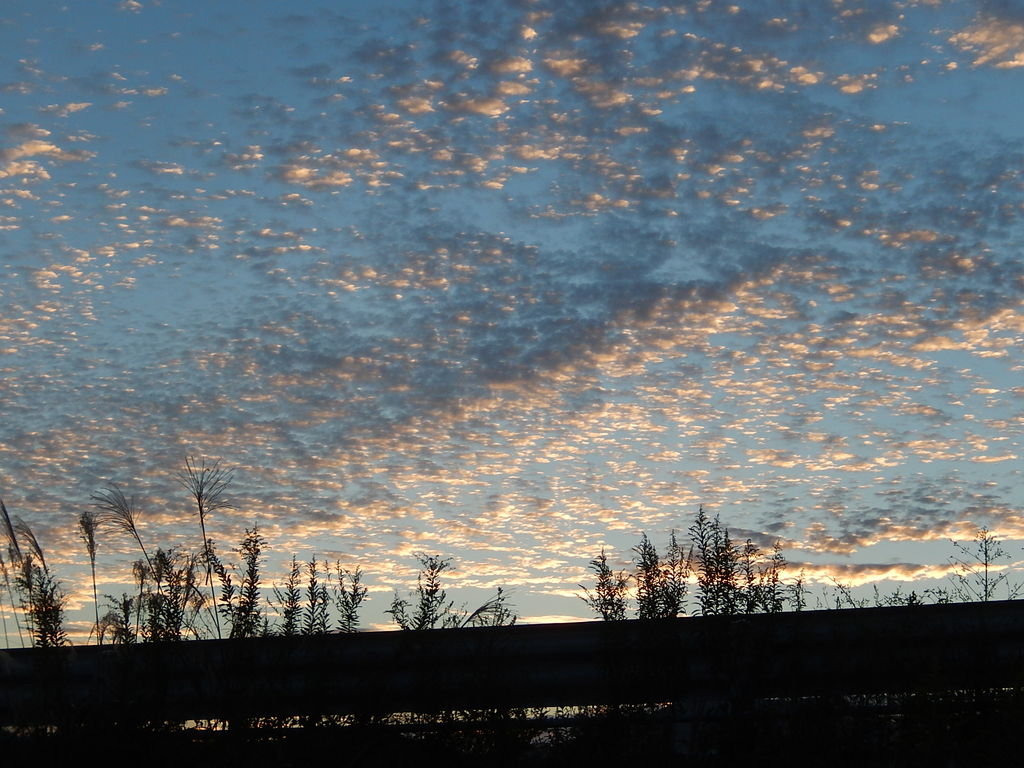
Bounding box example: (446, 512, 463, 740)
(4, 601, 1024, 765)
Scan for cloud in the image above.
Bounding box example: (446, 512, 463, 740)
(443, 94, 509, 117)
(543, 56, 588, 77)
(0, 138, 93, 181)
(950, 16, 1024, 68)
(396, 95, 435, 114)
(490, 56, 533, 74)
(832, 72, 878, 93)
(3, 0, 1024, 635)
(868, 24, 901, 44)
(139, 160, 186, 175)
(39, 102, 92, 118)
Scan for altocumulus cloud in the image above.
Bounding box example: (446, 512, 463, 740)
(0, 0, 1022, 634)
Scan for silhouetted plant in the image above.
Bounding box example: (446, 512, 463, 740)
(238, 528, 268, 637)
(579, 548, 629, 621)
(331, 562, 367, 633)
(688, 509, 787, 615)
(99, 593, 137, 644)
(585, 510, 785, 620)
(16, 556, 67, 648)
(0, 500, 25, 645)
(634, 534, 662, 619)
(131, 558, 147, 638)
(78, 509, 101, 642)
(789, 568, 808, 611)
(7, 517, 67, 648)
(829, 579, 868, 609)
(1, 498, 23, 564)
(388, 554, 515, 630)
(180, 456, 234, 639)
(463, 587, 516, 627)
(301, 558, 330, 635)
(13, 516, 46, 571)
(949, 527, 1019, 602)
(872, 585, 924, 607)
(0, 552, 11, 647)
(634, 531, 690, 619)
(272, 555, 302, 636)
(0, 505, 66, 647)
(822, 528, 1024, 609)
(92, 485, 153, 570)
(741, 539, 786, 613)
(389, 554, 453, 630)
(690, 507, 742, 615)
(210, 526, 267, 638)
(923, 586, 953, 604)
(142, 547, 205, 642)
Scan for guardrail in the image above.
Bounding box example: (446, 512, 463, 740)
(3, 600, 1024, 764)
(3, 599, 1024, 727)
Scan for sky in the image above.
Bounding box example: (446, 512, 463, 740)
(1, 0, 1023, 640)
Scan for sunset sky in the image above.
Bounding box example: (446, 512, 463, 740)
(2, 0, 1023, 639)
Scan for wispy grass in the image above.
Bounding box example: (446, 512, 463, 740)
(1, 512, 68, 648)
(78, 509, 101, 643)
(92, 484, 152, 570)
(0, 499, 25, 646)
(180, 456, 234, 639)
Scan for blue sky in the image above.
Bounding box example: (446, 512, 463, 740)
(2, 0, 1023, 637)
